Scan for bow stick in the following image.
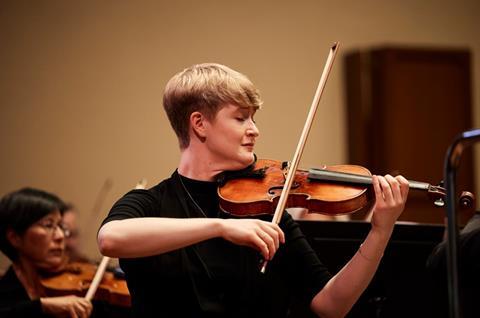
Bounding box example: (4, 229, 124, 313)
(261, 43, 339, 272)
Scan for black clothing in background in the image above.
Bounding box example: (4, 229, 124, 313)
(0, 266, 46, 318)
(102, 170, 333, 317)
(424, 213, 480, 318)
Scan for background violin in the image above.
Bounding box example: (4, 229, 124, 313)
(40, 261, 131, 307)
(218, 158, 475, 217)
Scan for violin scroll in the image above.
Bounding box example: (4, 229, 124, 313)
(426, 183, 475, 211)
(459, 191, 475, 209)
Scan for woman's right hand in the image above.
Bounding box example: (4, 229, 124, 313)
(219, 219, 285, 260)
(40, 295, 92, 318)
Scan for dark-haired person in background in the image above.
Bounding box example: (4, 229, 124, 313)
(424, 210, 480, 318)
(0, 187, 92, 318)
(62, 203, 89, 263)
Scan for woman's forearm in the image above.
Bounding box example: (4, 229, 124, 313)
(97, 218, 223, 258)
(310, 227, 393, 318)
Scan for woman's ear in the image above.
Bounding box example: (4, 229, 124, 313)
(190, 111, 207, 141)
(6, 228, 22, 249)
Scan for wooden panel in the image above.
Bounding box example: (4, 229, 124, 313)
(344, 47, 474, 224)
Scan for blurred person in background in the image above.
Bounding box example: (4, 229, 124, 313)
(62, 204, 89, 263)
(0, 187, 92, 318)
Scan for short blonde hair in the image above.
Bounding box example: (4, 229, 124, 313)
(163, 63, 263, 149)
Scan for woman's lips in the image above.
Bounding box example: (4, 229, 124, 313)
(49, 248, 64, 256)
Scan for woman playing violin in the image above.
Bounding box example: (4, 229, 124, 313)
(97, 63, 409, 317)
(0, 188, 93, 318)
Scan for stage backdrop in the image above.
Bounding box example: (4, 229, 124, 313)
(1, 0, 479, 270)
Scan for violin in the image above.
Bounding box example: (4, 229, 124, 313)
(218, 158, 475, 217)
(39, 261, 131, 307)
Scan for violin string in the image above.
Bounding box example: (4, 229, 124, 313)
(178, 175, 208, 218)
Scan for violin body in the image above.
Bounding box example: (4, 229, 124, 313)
(40, 262, 131, 307)
(218, 158, 375, 216)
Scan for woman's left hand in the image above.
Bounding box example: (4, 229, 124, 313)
(370, 174, 409, 234)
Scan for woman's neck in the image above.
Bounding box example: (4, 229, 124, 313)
(178, 147, 223, 181)
(13, 258, 44, 299)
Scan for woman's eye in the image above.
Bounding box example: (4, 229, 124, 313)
(43, 222, 55, 229)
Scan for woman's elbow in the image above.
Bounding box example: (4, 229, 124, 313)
(97, 222, 124, 257)
(310, 293, 346, 318)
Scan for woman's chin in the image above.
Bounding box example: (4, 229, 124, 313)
(238, 153, 256, 166)
(38, 255, 67, 272)
(217, 153, 256, 172)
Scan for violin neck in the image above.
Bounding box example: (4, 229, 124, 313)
(307, 168, 430, 191)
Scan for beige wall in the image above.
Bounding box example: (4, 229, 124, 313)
(1, 0, 479, 270)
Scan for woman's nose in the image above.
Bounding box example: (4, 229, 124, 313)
(247, 120, 260, 137)
(52, 225, 65, 240)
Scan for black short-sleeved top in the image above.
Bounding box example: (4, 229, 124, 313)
(101, 170, 332, 317)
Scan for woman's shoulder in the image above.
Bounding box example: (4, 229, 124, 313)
(0, 266, 17, 287)
(0, 266, 30, 304)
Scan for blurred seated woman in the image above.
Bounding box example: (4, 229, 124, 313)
(62, 204, 89, 263)
(0, 187, 92, 318)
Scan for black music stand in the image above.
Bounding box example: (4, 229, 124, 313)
(444, 129, 480, 318)
(291, 219, 445, 318)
